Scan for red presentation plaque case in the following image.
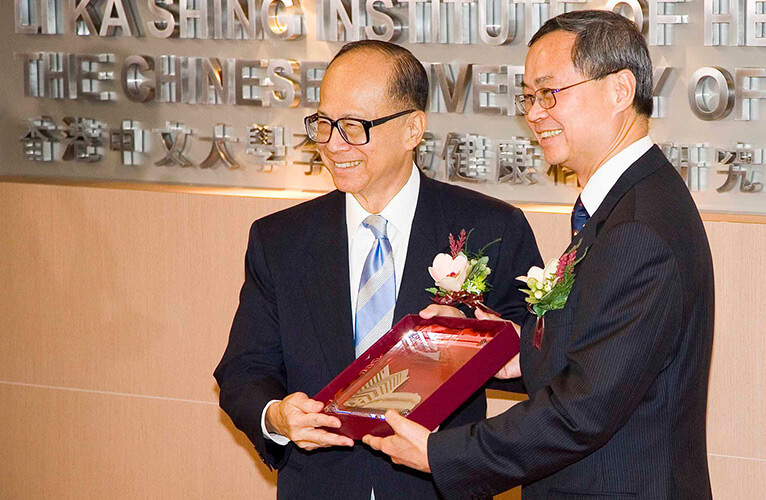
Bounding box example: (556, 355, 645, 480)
(314, 314, 520, 440)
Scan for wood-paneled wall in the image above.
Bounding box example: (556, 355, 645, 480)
(0, 180, 763, 499)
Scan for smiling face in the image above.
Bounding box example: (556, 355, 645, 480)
(317, 50, 424, 213)
(523, 31, 619, 178)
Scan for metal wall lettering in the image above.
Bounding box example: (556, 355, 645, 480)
(147, 0, 178, 39)
(99, 0, 143, 37)
(733, 67, 766, 120)
(247, 125, 288, 172)
(262, 0, 304, 40)
(688, 66, 736, 120)
(267, 59, 301, 107)
(293, 134, 323, 175)
(415, 132, 440, 178)
(122, 55, 155, 103)
(200, 124, 243, 169)
(109, 119, 147, 165)
(660, 142, 709, 191)
(716, 145, 764, 192)
(647, 0, 688, 46)
(472, 65, 507, 115)
(704, 0, 744, 46)
(651, 66, 672, 118)
(227, 0, 263, 39)
(606, 0, 648, 34)
(6, 0, 766, 213)
(156, 55, 191, 103)
(61, 116, 104, 162)
(546, 164, 578, 186)
(496, 137, 541, 184)
(198, 57, 233, 105)
(443, 133, 495, 182)
(300, 62, 326, 107)
(745, 0, 766, 46)
(15, 0, 64, 34)
(477, 0, 515, 45)
(155, 122, 196, 168)
(317, 0, 365, 41)
(235, 59, 270, 106)
(365, 0, 400, 41)
(431, 63, 472, 113)
(21, 116, 61, 161)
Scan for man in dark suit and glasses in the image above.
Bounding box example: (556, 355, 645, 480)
(366, 11, 715, 499)
(214, 41, 542, 499)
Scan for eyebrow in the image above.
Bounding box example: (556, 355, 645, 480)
(521, 75, 554, 89)
(316, 110, 363, 120)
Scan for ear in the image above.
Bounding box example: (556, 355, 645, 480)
(403, 110, 427, 150)
(611, 69, 637, 114)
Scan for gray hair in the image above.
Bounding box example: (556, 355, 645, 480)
(529, 10, 653, 117)
(328, 40, 429, 112)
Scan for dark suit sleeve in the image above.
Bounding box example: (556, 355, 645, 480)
(428, 221, 683, 498)
(214, 221, 291, 469)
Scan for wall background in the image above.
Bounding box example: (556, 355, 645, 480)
(0, 179, 763, 499)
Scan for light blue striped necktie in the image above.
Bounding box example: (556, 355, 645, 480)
(355, 215, 396, 357)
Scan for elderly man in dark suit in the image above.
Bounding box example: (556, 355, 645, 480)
(365, 11, 715, 499)
(214, 41, 542, 499)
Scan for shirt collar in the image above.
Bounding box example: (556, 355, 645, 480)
(346, 164, 421, 238)
(580, 135, 653, 215)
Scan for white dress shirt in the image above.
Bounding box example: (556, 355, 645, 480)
(261, 164, 421, 446)
(580, 135, 653, 215)
(347, 164, 420, 331)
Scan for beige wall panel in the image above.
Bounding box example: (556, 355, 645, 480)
(0, 182, 299, 402)
(703, 221, 766, 460)
(0, 383, 276, 500)
(520, 212, 570, 261)
(1, 181, 764, 499)
(708, 455, 766, 499)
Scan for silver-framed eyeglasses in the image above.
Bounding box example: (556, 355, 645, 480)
(515, 78, 598, 115)
(304, 109, 415, 146)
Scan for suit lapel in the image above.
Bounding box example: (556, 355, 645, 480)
(568, 145, 667, 254)
(394, 175, 449, 322)
(303, 192, 355, 377)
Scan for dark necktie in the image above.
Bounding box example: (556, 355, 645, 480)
(571, 195, 590, 238)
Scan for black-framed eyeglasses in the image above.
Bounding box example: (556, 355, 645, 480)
(515, 78, 598, 115)
(304, 109, 415, 146)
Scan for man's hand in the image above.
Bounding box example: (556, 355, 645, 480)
(266, 392, 354, 450)
(420, 305, 522, 378)
(495, 353, 521, 379)
(362, 410, 431, 473)
(474, 308, 523, 380)
(419, 304, 465, 319)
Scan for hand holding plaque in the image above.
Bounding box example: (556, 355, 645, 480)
(314, 315, 520, 440)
